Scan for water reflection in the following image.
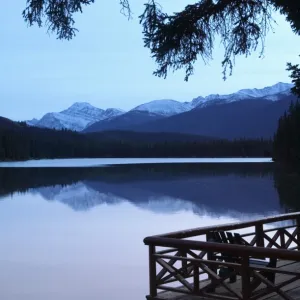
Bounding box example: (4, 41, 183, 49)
(0, 163, 299, 300)
(0, 163, 290, 218)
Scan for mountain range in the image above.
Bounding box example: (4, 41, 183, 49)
(25, 82, 296, 139)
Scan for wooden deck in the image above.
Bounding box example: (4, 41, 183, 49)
(151, 260, 300, 299)
(143, 212, 300, 300)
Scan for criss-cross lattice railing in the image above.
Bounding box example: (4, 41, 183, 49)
(144, 212, 300, 300)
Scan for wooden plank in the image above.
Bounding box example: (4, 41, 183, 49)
(155, 253, 242, 269)
(157, 248, 180, 255)
(240, 225, 296, 238)
(144, 237, 300, 262)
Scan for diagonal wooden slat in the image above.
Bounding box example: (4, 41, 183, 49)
(252, 271, 294, 300)
(280, 228, 286, 249)
(156, 250, 180, 281)
(158, 260, 198, 284)
(156, 258, 193, 292)
(264, 231, 281, 248)
(250, 235, 257, 246)
(285, 228, 299, 249)
(196, 261, 243, 300)
(251, 274, 300, 300)
(186, 249, 207, 275)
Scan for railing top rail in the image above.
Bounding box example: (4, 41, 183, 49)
(152, 212, 300, 239)
(144, 236, 300, 261)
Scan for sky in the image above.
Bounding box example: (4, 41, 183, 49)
(0, 1, 299, 121)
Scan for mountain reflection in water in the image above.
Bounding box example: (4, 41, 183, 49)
(0, 163, 297, 219)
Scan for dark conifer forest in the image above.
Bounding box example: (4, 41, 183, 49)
(0, 117, 272, 161)
(273, 101, 300, 166)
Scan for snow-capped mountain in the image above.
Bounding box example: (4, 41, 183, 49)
(29, 102, 124, 131)
(132, 99, 193, 117)
(25, 82, 293, 132)
(192, 82, 293, 108)
(128, 82, 293, 116)
(236, 82, 292, 99)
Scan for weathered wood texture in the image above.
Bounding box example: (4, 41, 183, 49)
(144, 212, 300, 300)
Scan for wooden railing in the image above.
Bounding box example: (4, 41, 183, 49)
(144, 212, 300, 300)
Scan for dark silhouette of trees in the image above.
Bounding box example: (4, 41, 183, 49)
(0, 121, 272, 161)
(273, 101, 300, 166)
(287, 57, 300, 98)
(22, 0, 300, 81)
(273, 60, 300, 166)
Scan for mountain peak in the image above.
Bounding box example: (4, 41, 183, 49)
(191, 81, 293, 108)
(132, 99, 191, 117)
(30, 102, 124, 131)
(236, 82, 293, 98)
(67, 102, 95, 110)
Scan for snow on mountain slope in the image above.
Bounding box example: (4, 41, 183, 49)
(24, 82, 293, 130)
(192, 82, 293, 108)
(131, 82, 293, 116)
(32, 102, 124, 131)
(237, 82, 293, 99)
(132, 99, 192, 116)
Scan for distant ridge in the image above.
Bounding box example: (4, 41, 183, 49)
(23, 82, 294, 137)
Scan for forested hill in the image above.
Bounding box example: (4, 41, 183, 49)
(273, 101, 300, 166)
(0, 118, 272, 161)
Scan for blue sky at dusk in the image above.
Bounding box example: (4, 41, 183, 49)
(0, 1, 299, 120)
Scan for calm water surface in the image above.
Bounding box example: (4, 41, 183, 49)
(0, 160, 298, 300)
(0, 157, 272, 167)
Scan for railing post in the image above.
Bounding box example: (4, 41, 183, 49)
(255, 224, 264, 248)
(280, 228, 285, 249)
(296, 217, 300, 250)
(149, 245, 157, 298)
(193, 263, 199, 293)
(181, 250, 188, 276)
(241, 256, 251, 299)
(206, 233, 216, 292)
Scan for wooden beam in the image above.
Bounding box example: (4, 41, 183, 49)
(149, 245, 157, 298)
(150, 212, 300, 239)
(144, 237, 300, 261)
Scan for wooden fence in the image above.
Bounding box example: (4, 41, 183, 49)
(144, 212, 300, 299)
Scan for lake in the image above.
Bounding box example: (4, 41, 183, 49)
(0, 159, 299, 300)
